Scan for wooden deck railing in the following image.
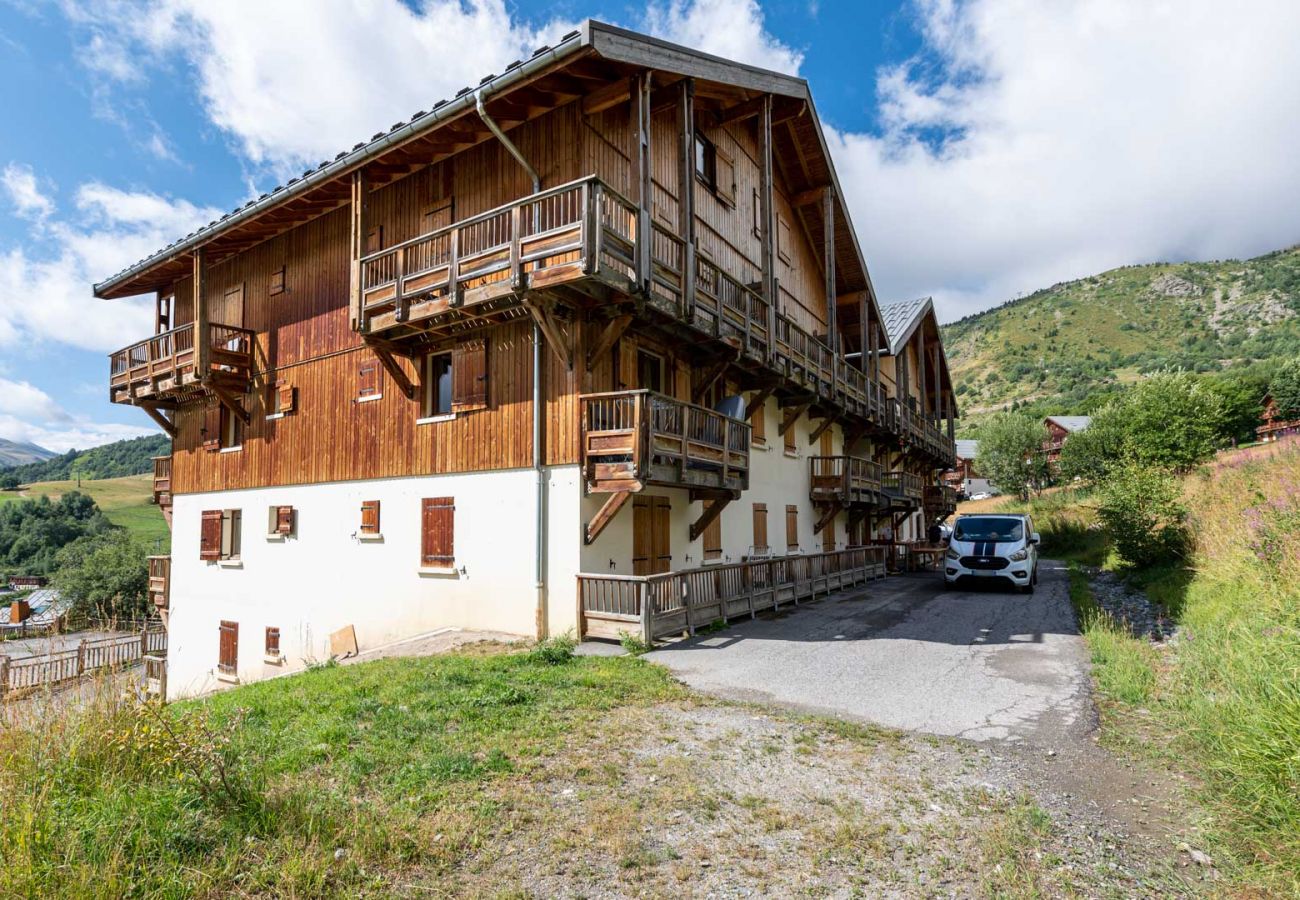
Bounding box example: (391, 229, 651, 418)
(580, 390, 750, 493)
(109, 322, 254, 401)
(0, 625, 167, 699)
(923, 484, 958, 515)
(809, 456, 884, 505)
(578, 546, 888, 643)
(148, 555, 171, 609)
(882, 470, 924, 501)
(151, 455, 172, 506)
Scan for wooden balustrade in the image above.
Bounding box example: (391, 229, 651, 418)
(809, 455, 884, 505)
(151, 455, 172, 506)
(578, 546, 888, 642)
(148, 555, 171, 609)
(924, 484, 958, 515)
(882, 470, 924, 502)
(109, 321, 254, 404)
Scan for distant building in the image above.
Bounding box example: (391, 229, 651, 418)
(1042, 416, 1092, 466)
(946, 439, 991, 498)
(1257, 396, 1300, 443)
(5, 575, 48, 591)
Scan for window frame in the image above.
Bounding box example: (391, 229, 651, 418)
(269, 265, 286, 296)
(420, 351, 454, 421)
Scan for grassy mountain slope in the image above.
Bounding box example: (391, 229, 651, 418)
(0, 438, 56, 468)
(942, 246, 1300, 427)
(2, 433, 167, 483)
(0, 474, 167, 551)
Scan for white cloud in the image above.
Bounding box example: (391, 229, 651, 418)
(2, 162, 54, 221)
(644, 0, 802, 74)
(0, 377, 156, 452)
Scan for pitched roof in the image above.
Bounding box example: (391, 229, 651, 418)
(955, 439, 979, 460)
(879, 297, 933, 354)
(1044, 415, 1092, 433)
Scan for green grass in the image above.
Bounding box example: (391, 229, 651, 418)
(0, 648, 683, 898)
(1066, 564, 1156, 706)
(1, 473, 168, 551)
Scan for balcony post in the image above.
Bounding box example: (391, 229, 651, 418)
(758, 94, 776, 365)
(932, 343, 942, 425)
(193, 248, 207, 378)
(348, 169, 369, 332)
(631, 72, 653, 293)
(678, 77, 696, 322)
(823, 187, 836, 352)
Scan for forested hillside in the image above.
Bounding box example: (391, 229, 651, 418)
(2, 434, 167, 483)
(942, 246, 1300, 428)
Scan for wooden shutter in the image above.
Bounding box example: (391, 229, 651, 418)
(365, 225, 384, 254)
(703, 510, 722, 560)
(652, 497, 671, 574)
(269, 265, 286, 295)
(715, 146, 736, 206)
(820, 429, 833, 457)
(200, 510, 222, 560)
(218, 620, 238, 674)
(265, 626, 280, 657)
(202, 403, 221, 451)
(777, 215, 792, 264)
(451, 338, 488, 411)
(357, 360, 380, 399)
(751, 396, 766, 445)
(823, 518, 835, 552)
(786, 505, 799, 550)
(275, 505, 294, 535)
(360, 500, 380, 534)
(752, 503, 767, 552)
(422, 201, 452, 234)
(276, 380, 296, 414)
(784, 416, 796, 454)
(633, 497, 652, 576)
(421, 497, 455, 567)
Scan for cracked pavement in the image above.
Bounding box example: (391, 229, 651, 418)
(643, 560, 1091, 744)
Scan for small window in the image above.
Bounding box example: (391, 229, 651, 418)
(269, 265, 286, 296)
(268, 505, 294, 536)
(695, 132, 715, 187)
(451, 338, 488, 412)
(222, 509, 242, 560)
(199, 509, 242, 562)
(637, 350, 664, 394)
(221, 405, 243, 450)
(422, 352, 453, 418)
(421, 497, 455, 568)
(752, 502, 768, 554)
(273, 380, 296, 415)
(357, 360, 381, 401)
(703, 507, 722, 561)
(264, 626, 281, 658)
(360, 500, 381, 535)
(785, 505, 799, 551)
(218, 620, 238, 675)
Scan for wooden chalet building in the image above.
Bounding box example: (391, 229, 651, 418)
(1257, 395, 1300, 443)
(96, 22, 958, 696)
(1042, 415, 1091, 467)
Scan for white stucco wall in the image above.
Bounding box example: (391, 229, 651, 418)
(167, 465, 582, 697)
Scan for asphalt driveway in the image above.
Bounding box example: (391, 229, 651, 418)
(643, 560, 1091, 744)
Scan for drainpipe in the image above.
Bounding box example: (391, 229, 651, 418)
(475, 90, 549, 640)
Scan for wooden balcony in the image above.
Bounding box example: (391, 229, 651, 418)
(881, 470, 924, 506)
(147, 555, 170, 610)
(809, 455, 884, 506)
(578, 546, 888, 643)
(109, 322, 254, 406)
(151, 455, 172, 506)
(923, 484, 957, 517)
(580, 390, 750, 494)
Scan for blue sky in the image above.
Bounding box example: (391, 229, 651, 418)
(1, 0, 1298, 452)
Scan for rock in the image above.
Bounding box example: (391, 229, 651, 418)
(333, 848, 348, 862)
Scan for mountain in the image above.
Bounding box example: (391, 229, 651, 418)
(0, 438, 57, 469)
(1, 434, 168, 484)
(942, 245, 1300, 428)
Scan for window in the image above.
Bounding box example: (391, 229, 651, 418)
(269, 265, 286, 296)
(267, 505, 294, 536)
(264, 626, 281, 659)
(703, 507, 722, 561)
(360, 500, 381, 535)
(452, 338, 488, 412)
(201, 509, 241, 561)
(357, 359, 382, 401)
(695, 132, 735, 206)
(421, 497, 455, 568)
(637, 349, 664, 393)
(201, 402, 241, 451)
(221, 404, 243, 449)
(422, 352, 452, 418)
(752, 187, 761, 238)
(752, 502, 768, 553)
(218, 620, 238, 675)
(272, 380, 296, 415)
(786, 505, 799, 551)
(750, 394, 766, 446)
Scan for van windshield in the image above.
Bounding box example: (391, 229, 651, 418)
(954, 516, 1024, 542)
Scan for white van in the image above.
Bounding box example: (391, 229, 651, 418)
(943, 513, 1040, 593)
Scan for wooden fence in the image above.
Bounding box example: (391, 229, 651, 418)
(579, 546, 888, 644)
(0, 626, 167, 699)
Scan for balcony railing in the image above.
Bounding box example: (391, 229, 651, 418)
(882, 470, 924, 502)
(578, 546, 888, 642)
(147, 556, 171, 610)
(151, 455, 172, 506)
(924, 484, 957, 516)
(109, 322, 254, 403)
(809, 456, 884, 505)
(580, 390, 750, 494)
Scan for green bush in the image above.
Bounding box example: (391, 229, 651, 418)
(1097, 464, 1189, 567)
(527, 631, 577, 665)
(1269, 356, 1300, 419)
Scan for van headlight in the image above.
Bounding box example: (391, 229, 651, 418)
(1009, 548, 1028, 561)
(946, 548, 961, 561)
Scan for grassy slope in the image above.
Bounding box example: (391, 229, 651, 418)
(0, 474, 168, 551)
(942, 245, 1300, 428)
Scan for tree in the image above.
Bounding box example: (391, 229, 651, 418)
(974, 412, 1052, 500)
(1270, 357, 1300, 419)
(1117, 371, 1226, 471)
(1058, 403, 1126, 485)
(1097, 463, 1188, 567)
(1206, 371, 1272, 445)
(52, 530, 149, 620)
(0, 472, 18, 491)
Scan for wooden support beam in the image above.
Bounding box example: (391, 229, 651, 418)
(779, 401, 809, 436)
(744, 386, 774, 420)
(813, 501, 841, 535)
(370, 344, 416, 400)
(582, 78, 633, 116)
(210, 382, 250, 426)
(139, 404, 176, 438)
(790, 185, 829, 208)
(718, 94, 766, 125)
(823, 186, 837, 353)
(632, 71, 653, 291)
(808, 414, 837, 446)
(692, 353, 735, 405)
(689, 494, 733, 543)
(585, 314, 633, 371)
(348, 170, 369, 333)
(193, 248, 208, 376)
(585, 491, 631, 545)
(525, 298, 573, 370)
(679, 77, 696, 320)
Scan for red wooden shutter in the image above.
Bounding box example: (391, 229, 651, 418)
(357, 361, 380, 399)
(275, 505, 294, 535)
(264, 626, 280, 657)
(218, 620, 238, 673)
(360, 500, 380, 534)
(421, 497, 455, 566)
(200, 510, 222, 560)
(451, 338, 487, 411)
(202, 403, 221, 451)
(786, 505, 799, 550)
(276, 380, 295, 414)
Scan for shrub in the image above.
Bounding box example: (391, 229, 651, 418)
(1269, 356, 1300, 419)
(52, 529, 149, 620)
(618, 631, 651, 656)
(974, 412, 1051, 499)
(527, 631, 577, 665)
(1097, 463, 1189, 567)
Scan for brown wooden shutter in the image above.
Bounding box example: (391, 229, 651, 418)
(822, 518, 835, 552)
(275, 505, 294, 535)
(276, 380, 295, 414)
(777, 215, 792, 264)
(360, 500, 380, 534)
(421, 497, 455, 566)
(715, 146, 736, 206)
(200, 510, 222, 560)
(820, 428, 833, 457)
(365, 225, 384, 254)
(202, 402, 221, 451)
(357, 360, 380, 399)
(269, 265, 286, 295)
(703, 510, 722, 560)
(218, 620, 238, 674)
(751, 397, 766, 445)
(265, 626, 280, 657)
(752, 503, 767, 552)
(784, 417, 796, 454)
(786, 505, 799, 550)
(633, 497, 652, 576)
(652, 497, 671, 573)
(451, 338, 488, 411)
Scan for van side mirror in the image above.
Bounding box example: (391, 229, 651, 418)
(1030, 532, 1041, 545)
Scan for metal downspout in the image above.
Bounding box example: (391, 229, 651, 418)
(475, 90, 549, 640)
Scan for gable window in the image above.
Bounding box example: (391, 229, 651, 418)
(421, 497, 455, 570)
(269, 265, 286, 296)
(421, 351, 453, 419)
(201, 509, 241, 561)
(695, 132, 735, 206)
